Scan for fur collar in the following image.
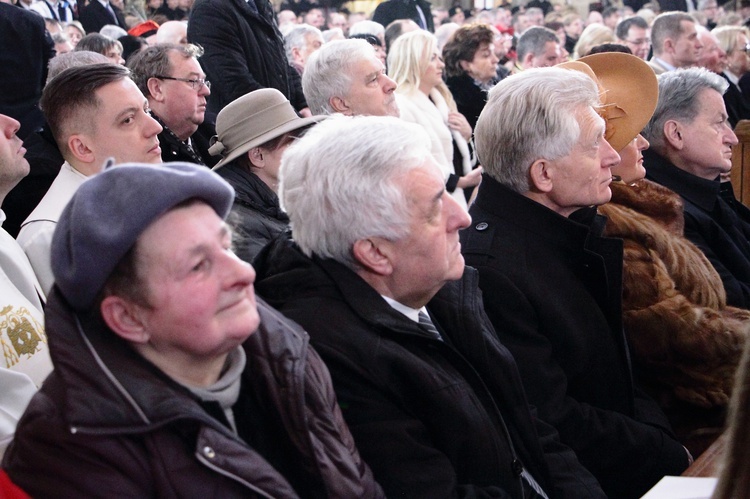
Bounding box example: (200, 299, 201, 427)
(608, 179, 685, 235)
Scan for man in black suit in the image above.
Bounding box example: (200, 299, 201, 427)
(0, 1, 54, 141)
(78, 0, 127, 33)
(188, 0, 309, 116)
(642, 68, 750, 309)
(372, 0, 433, 32)
(253, 115, 606, 498)
(461, 65, 691, 498)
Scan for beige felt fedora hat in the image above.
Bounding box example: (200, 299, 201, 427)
(558, 52, 658, 152)
(209, 88, 326, 170)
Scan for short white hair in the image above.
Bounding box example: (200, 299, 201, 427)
(156, 21, 188, 45)
(302, 39, 377, 115)
(284, 23, 323, 62)
(280, 116, 431, 267)
(475, 67, 600, 193)
(348, 20, 385, 38)
(100, 24, 127, 40)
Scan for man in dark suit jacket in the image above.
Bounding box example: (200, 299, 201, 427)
(253, 115, 606, 498)
(127, 43, 219, 166)
(372, 0, 433, 32)
(78, 0, 127, 33)
(0, 2, 54, 141)
(643, 67, 750, 308)
(461, 65, 691, 499)
(188, 0, 308, 116)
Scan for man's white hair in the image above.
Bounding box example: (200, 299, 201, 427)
(283, 23, 323, 63)
(302, 39, 377, 115)
(348, 20, 385, 38)
(280, 115, 431, 268)
(475, 67, 600, 193)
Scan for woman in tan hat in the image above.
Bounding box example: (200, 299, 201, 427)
(209, 88, 324, 263)
(567, 52, 750, 449)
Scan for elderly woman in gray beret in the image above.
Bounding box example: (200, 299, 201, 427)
(3, 161, 382, 498)
(209, 88, 325, 263)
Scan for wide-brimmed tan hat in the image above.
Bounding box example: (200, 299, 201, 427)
(558, 52, 658, 152)
(209, 88, 326, 170)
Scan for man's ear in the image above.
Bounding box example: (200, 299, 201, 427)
(662, 37, 675, 54)
(291, 46, 303, 65)
(522, 52, 535, 68)
(68, 134, 95, 164)
(459, 59, 471, 72)
(528, 158, 553, 193)
(100, 295, 150, 344)
(146, 77, 166, 102)
(329, 96, 351, 115)
(352, 238, 393, 276)
(663, 120, 684, 150)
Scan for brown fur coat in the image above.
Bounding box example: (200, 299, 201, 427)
(600, 179, 750, 409)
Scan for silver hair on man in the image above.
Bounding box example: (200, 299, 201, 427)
(516, 26, 559, 62)
(642, 67, 728, 153)
(302, 39, 379, 115)
(279, 115, 432, 267)
(474, 67, 600, 193)
(284, 23, 323, 63)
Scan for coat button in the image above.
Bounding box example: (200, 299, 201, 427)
(203, 446, 216, 459)
(475, 222, 488, 231)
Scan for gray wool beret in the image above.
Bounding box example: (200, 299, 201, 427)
(51, 161, 234, 311)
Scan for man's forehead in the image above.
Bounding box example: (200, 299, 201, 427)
(356, 56, 383, 78)
(305, 32, 324, 45)
(139, 202, 225, 250)
(98, 78, 145, 105)
(696, 88, 725, 113)
(579, 105, 605, 135)
(679, 20, 697, 36)
(171, 53, 203, 73)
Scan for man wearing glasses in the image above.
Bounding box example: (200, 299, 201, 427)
(128, 44, 219, 167)
(648, 12, 703, 75)
(615, 16, 651, 61)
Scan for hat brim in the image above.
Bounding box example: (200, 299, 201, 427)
(578, 52, 658, 152)
(212, 114, 327, 171)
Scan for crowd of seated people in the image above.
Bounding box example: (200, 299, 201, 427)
(6, 0, 750, 495)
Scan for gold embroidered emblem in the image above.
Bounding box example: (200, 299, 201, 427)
(0, 306, 46, 369)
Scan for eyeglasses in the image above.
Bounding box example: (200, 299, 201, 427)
(625, 38, 650, 46)
(154, 75, 211, 90)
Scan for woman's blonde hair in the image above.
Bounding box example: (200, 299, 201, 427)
(573, 23, 616, 59)
(387, 30, 457, 111)
(713, 25, 749, 55)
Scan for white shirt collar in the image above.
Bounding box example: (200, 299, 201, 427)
(381, 295, 428, 323)
(725, 70, 740, 86)
(654, 57, 676, 72)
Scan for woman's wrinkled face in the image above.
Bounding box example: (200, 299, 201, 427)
(461, 42, 499, 84)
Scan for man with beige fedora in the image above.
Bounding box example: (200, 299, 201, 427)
(461, 55, 691, 499)
(209, 88, 325, 263)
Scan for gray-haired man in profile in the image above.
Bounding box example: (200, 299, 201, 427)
(301, 39, 399, 117)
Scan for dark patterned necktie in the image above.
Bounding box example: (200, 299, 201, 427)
(418, 311, 443, 341)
